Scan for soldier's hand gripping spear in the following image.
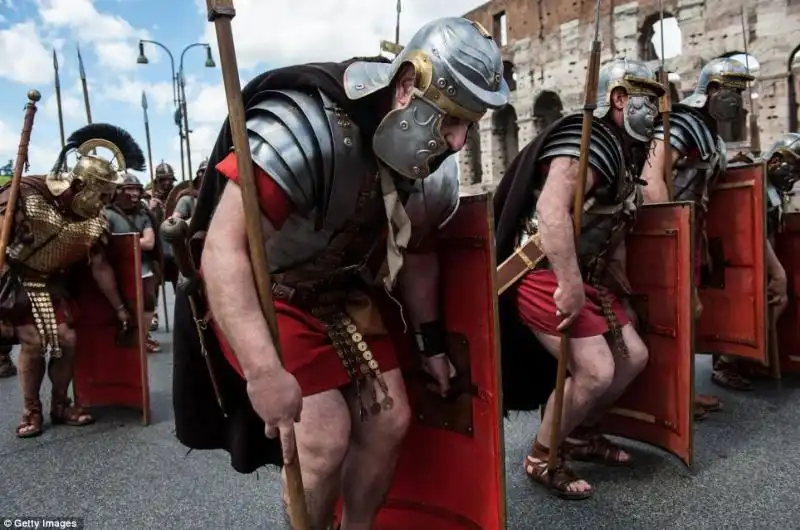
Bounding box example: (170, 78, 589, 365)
(0, 90, 41, 272)
(204, 1, 311, 529)
(547, 0, 603, 476)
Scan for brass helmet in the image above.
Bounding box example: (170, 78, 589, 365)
(46, 123, 146, 218)
(155, 161, 176, 180)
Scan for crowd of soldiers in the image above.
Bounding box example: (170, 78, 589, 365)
(1, 12, 799, 530)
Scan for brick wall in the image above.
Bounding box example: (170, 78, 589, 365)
(458, 0, 800, 187)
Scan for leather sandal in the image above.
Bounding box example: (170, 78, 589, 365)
(50, 399, 94, 427)
(524, 440, 593, 500)
(16, 408, 43, 438)
(564, 434, 632, 466)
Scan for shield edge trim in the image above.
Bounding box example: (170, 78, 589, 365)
(459, 191, 508, 528)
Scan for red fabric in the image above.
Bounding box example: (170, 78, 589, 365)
(514, 269, 630, 337)
(216, 152, 294, 230)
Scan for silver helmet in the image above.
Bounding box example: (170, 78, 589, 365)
(682, 57, 754, 121)
(765, 132, 800, 193)
(344, 17, 510, 179)
(593, 58, 664, 142)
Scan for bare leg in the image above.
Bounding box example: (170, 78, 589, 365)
(14, 325, 46, 437)
(339, 368, 411, 530)
(282, 389, 352, 530)
(566, 324, 649, 463)
(530, 333, 615, 494)
(48, 324, 93, 426)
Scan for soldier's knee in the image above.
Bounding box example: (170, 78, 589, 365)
(16, 326, 42, 351)
(56, 325, 77, 350)
(581, 356, 615, 396)
(382, 397, 411, 446)
(627, 341, 649, 375)
(301, 427, 350, 475)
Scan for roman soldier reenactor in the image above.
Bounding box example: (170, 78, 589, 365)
(0, 123, 140, 438)
(106, 173, 162, 353)
(640, 57, 759, 405)
(169, 159, 206, 223)
(172, 17, 508, 528)
(148, 161, 177, 331)
(494, 58, 665, 499)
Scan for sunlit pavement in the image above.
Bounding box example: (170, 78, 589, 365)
(2, 287, 800, 529)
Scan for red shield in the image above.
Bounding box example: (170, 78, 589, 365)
(165, 181, 192, 218)
(697, 161, 768, 363)
(72, 233, 151, 424)
(338, 193, 504, 529)
(599, 203, 695, 467)
(776, 212, 800, 374)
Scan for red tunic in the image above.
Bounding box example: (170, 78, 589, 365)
(514, 269, 630, 337)
(210, 152, 399, 396)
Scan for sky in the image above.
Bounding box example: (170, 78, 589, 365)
(0, 0, 693, 180)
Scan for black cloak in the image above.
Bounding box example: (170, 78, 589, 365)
(172, 56, 391, 474)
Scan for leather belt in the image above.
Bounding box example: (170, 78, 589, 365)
(497, 237, 545, 295)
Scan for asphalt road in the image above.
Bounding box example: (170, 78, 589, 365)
(1, 287, 799, 529)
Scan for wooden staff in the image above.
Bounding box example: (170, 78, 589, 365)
(205, 1, 310, 528)
(53, 50, 66, 150)
(740, 5, 761, 158)
(548, 0, 603, 474)
(0, 90, 41, 272)
(658, 0, 674, 200)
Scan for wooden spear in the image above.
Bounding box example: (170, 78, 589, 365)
(204, 1, 310, 528)
(0, 90, 42, 272)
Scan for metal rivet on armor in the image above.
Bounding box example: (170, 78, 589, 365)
(351, 332, 363, 343)
(355, 83, 365, 90)
(346, 324, 357, 334)
(427, 140, 438, 149)
(494, 73, 501, 82)
(363, 350, 374, 361)
(436, 78, 447, 88)
(368, 359, 378, 370)
(344, 137, 353, 147)
(399, 120, 409, 130)
(447, 86, 456, 96)
(412, 166, 421, 174)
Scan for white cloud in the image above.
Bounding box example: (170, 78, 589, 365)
(0, 22, 52, 84)
(42, 87, 84, 121)
(36, 0, 152, 72)
(198, 0, 487, 71)
(0, 119, 60, 175)
(97, 75, 174, 113)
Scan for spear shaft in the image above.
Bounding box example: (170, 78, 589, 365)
(77, 45, 93, 125)
(53, 50, 66, 150)
(658, 0, 674, 199)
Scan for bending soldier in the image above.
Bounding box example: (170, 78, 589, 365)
(106, 174, 162, 353)
(170, 159, 206, 223)
(173, 17, 508, 528)
(494, 58, 664, 499)
(0, 124, 139, 438)
(640, 57, 760, 402)
(722, 133, 799, 382)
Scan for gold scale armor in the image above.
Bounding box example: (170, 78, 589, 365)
(4, 125, 143, 357)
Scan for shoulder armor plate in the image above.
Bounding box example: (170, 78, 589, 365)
(405, 156, 461, 244)
(246, 89, 332, 214)
(654, 104, 716, 160)
(538, 113, 625, 189)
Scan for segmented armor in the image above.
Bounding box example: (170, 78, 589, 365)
(653, 103, 726, 215)
(515, 114, 640, 284)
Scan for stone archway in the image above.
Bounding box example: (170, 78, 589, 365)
(533, 90, 563, 134)
(491, 105, 519, 181)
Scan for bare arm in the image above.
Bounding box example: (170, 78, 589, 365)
(90, 252, 126, 310)
(641, 139, 680, 204)
(203, 183, 281, 380)
(766, 239, 786, 280)
(536, 156, 597, 289)
(140, 227, 155, 251)
(398, 250, 439, 330)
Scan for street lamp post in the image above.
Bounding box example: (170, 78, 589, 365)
(137, 40, 215, 181)
(179, 43, 215, 180)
